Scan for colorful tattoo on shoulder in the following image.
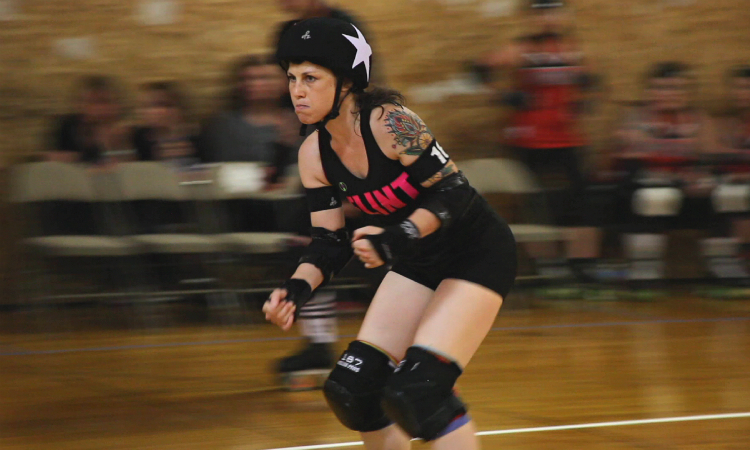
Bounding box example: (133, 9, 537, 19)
(384, 109, 434, 156)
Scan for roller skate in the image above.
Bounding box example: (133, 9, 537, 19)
(276, 341, 334, 391)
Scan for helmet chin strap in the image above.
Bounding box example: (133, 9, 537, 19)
(319, 77, 352, 128)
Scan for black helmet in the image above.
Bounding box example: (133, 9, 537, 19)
(276, 17, 372, 91)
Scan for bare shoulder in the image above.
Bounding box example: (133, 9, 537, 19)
(369, 103, 435, 160)
(369, 103, 458, 187)
(297, 131, 330, 188)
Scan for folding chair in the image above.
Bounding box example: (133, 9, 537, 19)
(113, 162, 226, 299)
(460, 158, 565, 287)
(207, 162, 302, 296)
(9, 161, 142, 307)
(460, 157, 564, 243)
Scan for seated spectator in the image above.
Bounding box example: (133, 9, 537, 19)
(134, 81, 202, 171)
(716, 65, 750, 161)
(698, 65, 750, 282)
(200, 54, 302, 234)
(201, 54, 300, 187)
(613, 62, 720, 284)
(48, 75, 134, 166)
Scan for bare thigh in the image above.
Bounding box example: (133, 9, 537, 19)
(413, 279, 503, 368)
(357, 271, 434, 361)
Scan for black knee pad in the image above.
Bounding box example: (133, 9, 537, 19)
(323, 341, 396, 432)
(381, 346, 467, 441)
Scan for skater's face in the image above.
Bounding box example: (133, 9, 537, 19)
(731, 76, 750, 110)
(286, 61, 340, 125)
(142, 89, 181, 130)
(81, 89, 119, 124)
(648, 76, 689, 112)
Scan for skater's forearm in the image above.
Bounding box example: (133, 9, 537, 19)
(290, 263, 326, 291)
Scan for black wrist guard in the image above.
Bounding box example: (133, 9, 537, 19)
(280, 278, 313, 319)
(364, 220, 421, 266)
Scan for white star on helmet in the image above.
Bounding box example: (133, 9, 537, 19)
(342, 25, 372, 82)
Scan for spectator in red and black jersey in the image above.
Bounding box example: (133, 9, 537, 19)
(613, 62, 721, 285)
(715, 66, 750, 165)
(473, 0, 602, 286)
(698, 66, 750, 283)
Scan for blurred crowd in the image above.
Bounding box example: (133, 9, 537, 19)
(34, 0, 750, 295)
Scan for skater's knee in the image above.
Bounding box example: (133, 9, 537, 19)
(381, 346, 469, 441)
(712, 183, 750, 213)
(323, 340, 396, 432)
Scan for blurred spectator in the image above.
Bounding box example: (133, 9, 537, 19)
(48, 75, 134, 166)
(697, 65, 750, 282)
(201, 54, 299, 186)
(717, 66, 750, 156)
(134, 81, 202, 170)
(474, 0, 601, 284)
(612, 62, 723, 283)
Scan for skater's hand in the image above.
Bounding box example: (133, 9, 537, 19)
(352, 226, 386, 268)
(263, 288, 296, 331)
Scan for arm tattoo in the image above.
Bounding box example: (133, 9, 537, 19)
(424, 161, 458, 186)
(384, 109, 434, 156)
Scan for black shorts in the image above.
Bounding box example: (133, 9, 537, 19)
(391, 193, 517, 298)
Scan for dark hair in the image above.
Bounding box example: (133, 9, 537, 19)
(79, 75, 115, 92)
(227, 53, 279, 110)
(73, 75, 125, 118)
(143, 81, 188, 112)
(355, 86, 405, 116)
(730, 65, 750, 80)
(648, 61, 690, 81)
(724, 65, 750, 116)
(75, 74, 120, 104)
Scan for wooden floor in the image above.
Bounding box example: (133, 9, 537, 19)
(1, 296, 749, 450)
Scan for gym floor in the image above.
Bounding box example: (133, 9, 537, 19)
(1, 296, 749, 449)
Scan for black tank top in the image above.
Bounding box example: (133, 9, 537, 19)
(317, 107, 425, 227)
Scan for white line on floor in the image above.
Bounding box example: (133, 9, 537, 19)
(259, 411, 750, 450)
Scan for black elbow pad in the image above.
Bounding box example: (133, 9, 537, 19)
(299, 227, 354, 286)
(419, 172, 475, 229)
